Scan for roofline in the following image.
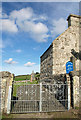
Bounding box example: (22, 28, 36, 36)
(40, 43, 53, 58)
(40, 27, 71, 58)
(67, 14, 81, 21)
(40, 14, 81, 59)
(52, 26, 71, 44)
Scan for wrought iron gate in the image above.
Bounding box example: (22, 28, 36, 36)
(11, 82, 68, 113)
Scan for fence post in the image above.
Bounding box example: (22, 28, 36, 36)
(72, 75, 79, 108)
(40, 82, 42, 112)
(66, 74, 70, 110)
(7, 74, 14, 114)
(3, 73, 14, 114)
(7, 86, 12, 114)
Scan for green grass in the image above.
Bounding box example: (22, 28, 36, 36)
(35, 74, 40, 78)
(2, 114, 13, 119)
(13, 80, 38, 97)
(27, 80, 38, 84)
(13, 82, 29, 97)
(13, 74, 39, 96)
(14, 74, 40, 81)
(75, 106, 80, 110)
(14, 75, 31, 81)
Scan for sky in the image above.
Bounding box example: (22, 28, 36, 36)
(0, 2, 79, 75)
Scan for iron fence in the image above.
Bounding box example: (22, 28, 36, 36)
(11, 82, 68, 113)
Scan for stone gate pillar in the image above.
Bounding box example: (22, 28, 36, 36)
(72, 75, 79, 108)
(6, 74, 14, 114)
(1, 71, 14, 114)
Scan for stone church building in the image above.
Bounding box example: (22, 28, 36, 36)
(40, 14, 80, 82)
(40, 14, 81, 108)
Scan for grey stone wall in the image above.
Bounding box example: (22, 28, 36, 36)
(0, 71, 14, 113)
(40, 14, 80, 79)
(53, 25, 79, 75)
(40, 14, 80, 108)
(67, 14, 80, 27)
(40, 44, 53, 83)
(73, 75, 79, 107)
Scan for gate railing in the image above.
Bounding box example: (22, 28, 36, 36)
(10, 82, 69, 113)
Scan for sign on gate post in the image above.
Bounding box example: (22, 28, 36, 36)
(40, 82, 42, 112)
(66, 61, 73, 74)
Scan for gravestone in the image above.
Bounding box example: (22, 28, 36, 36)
(30, 71, 35, 82)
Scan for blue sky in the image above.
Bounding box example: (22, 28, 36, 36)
(1, 2, 79, 75)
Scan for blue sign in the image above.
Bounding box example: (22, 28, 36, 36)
(66, 61, 73, 74)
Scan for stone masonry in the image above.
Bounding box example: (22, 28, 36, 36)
(0, 71, 14, 114)
(40, 14, 81, 108)
(40, 45, 53, 82)
(40, 14, 80, 79)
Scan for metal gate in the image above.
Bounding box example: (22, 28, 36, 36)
(11, 82, 68, 113)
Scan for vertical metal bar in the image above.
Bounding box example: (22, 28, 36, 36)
(40, 82, 42, 112)
(16, 84, 17, 113)
(63, 85, 64, 100)
(46, 84, 47, 111)
(66, 74, 71, 110)
(68, 84, 70, 110)
(35, 85, 36, 111)
(48, 85, 49, 111)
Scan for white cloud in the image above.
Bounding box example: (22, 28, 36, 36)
(16, 49, 22, 53)
(9, 7, 49, 42)
(2, 13, 8, 19)
(4, 58, 18, 64)
(0, 8, 2, 19)
(32, 32, 49, 42)
(2, 64, 40, 75)
(17, 20, 49, 42)
(2, 19, 18, 33)
(32, 22, 48, 34)
(51, 18, 68, 37)
(1, 7, 49, 42)
(9, 7, 33, 21)
(9, 7, 47, 22)
(24, 62, 36, 67)
(32, 14, 47, 22)
(39, 15, 47, 21)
